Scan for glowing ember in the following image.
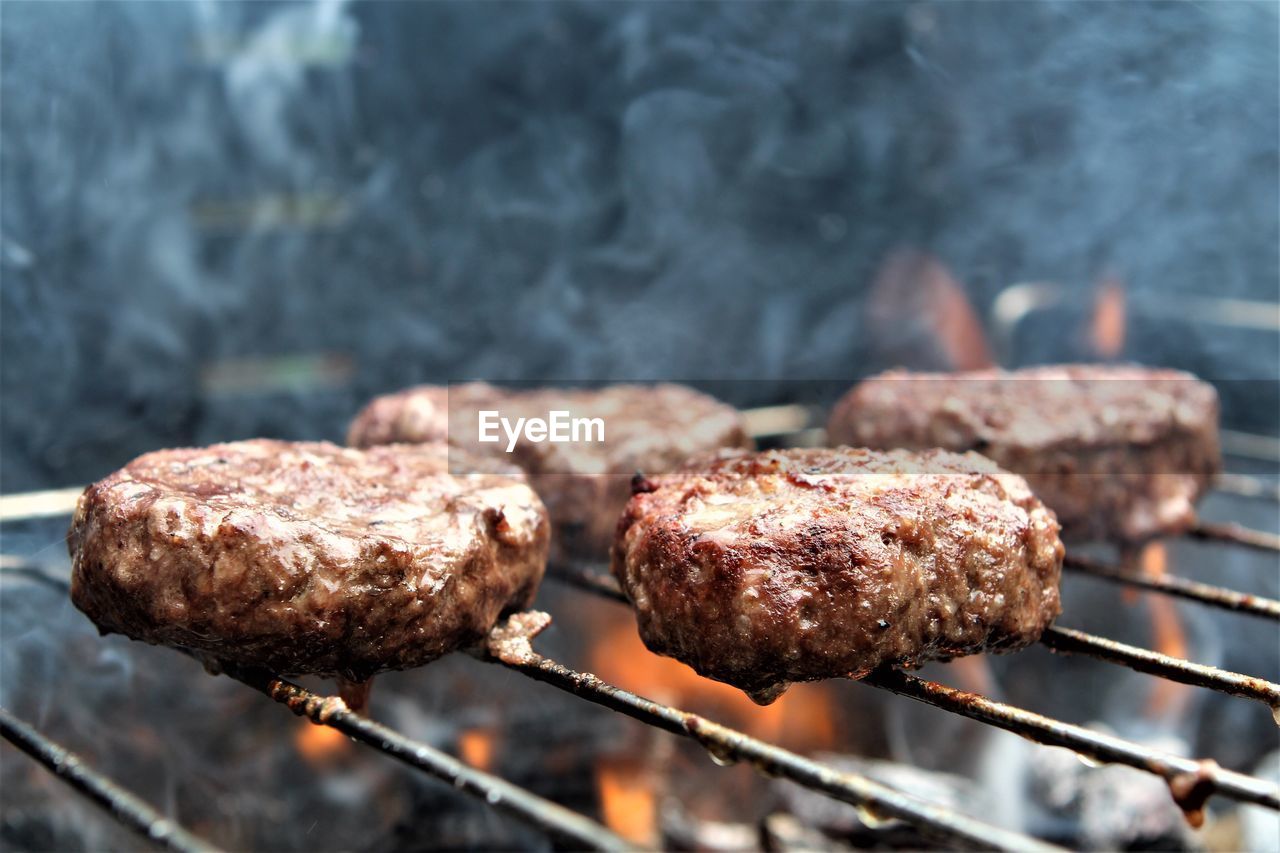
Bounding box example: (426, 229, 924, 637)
(458, 727, 496, 771)
(1091, 277, 1127, 359)
(596, 756, 658, 846)
(294, 720, 349, 763)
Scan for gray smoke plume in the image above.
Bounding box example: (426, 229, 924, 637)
(2, 1, 1277, 490)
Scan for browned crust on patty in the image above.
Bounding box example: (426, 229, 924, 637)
(827, 365, 1221, 543)
(69, 439, 549, 680)
(611, 447, 1064, 703)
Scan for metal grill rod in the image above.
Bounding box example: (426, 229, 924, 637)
(1063, 554, 1280, 619)
(477, 613, 1060, 853)
(221, 665, 634, 852)
(861, 668, 1280, 814)
(1039, 626, 1279, 715)
(1185, 521, 1280, 553)
(0, 707, 220, 853)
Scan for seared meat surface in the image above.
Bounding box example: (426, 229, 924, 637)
(351, 382, 752, 560)
(827, 365, 1221, 543)
(611, 447, 1063, 703)
(69, 440, 548, 680)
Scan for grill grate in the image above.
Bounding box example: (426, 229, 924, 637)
(230, 664, 634, 851)
(475, 612, 1060, 852)
(2, 419, 1278, 852)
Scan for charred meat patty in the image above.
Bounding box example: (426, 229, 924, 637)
(69, 440, 549, 680)
(827, 365, 1220, 543)
(611, 447, 1063, 703)
(352, 383, 752, 560)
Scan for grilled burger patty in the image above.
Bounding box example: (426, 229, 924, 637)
(827, 365, 1220, 543)
(69, 439, 549, 680)
(611, 447, 1063, 703)
(346, 383, 453, 447)
(351, 382, 752, 559)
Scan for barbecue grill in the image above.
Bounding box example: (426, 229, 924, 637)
(3, 1, 1278, 848)
(1, 403, 1276, 852)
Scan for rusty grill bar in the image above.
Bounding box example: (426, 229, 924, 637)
(2, 417, 1277, 850)
(1185, 521, 1280, 553)
(0, 707, 221, 853)
(0, 571, 633, 852)
(225, 665, 635, 851)
(474, 613, 1060, 851)
(1039, 625, 1280, 710)
(1063, 554, 1280, 619)
(861, 670, 1280, 815)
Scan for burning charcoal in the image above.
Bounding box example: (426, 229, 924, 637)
(774, 754, 997, 849)
(1028, 733, 1203, 851)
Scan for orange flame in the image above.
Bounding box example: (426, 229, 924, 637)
(294, 721, 349, 764)
(458, 728, 496, 772)
(1091, 276, 1127, 359)
(590, 621, 836, 751)
(596, 757, 658, 846)
(1141, 543, 1191, 719)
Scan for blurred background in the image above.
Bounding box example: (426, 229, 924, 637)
(2, 0, 1277, 491)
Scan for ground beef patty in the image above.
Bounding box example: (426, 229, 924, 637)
(611, 447, 1063, 704)
(351, 383, 752, 560)
(69, 439, 549, 681)
(827, 365, 1221, 543)
(347, 384, 452, 447)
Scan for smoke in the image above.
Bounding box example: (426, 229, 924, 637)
(2, 1, 1277, 490)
